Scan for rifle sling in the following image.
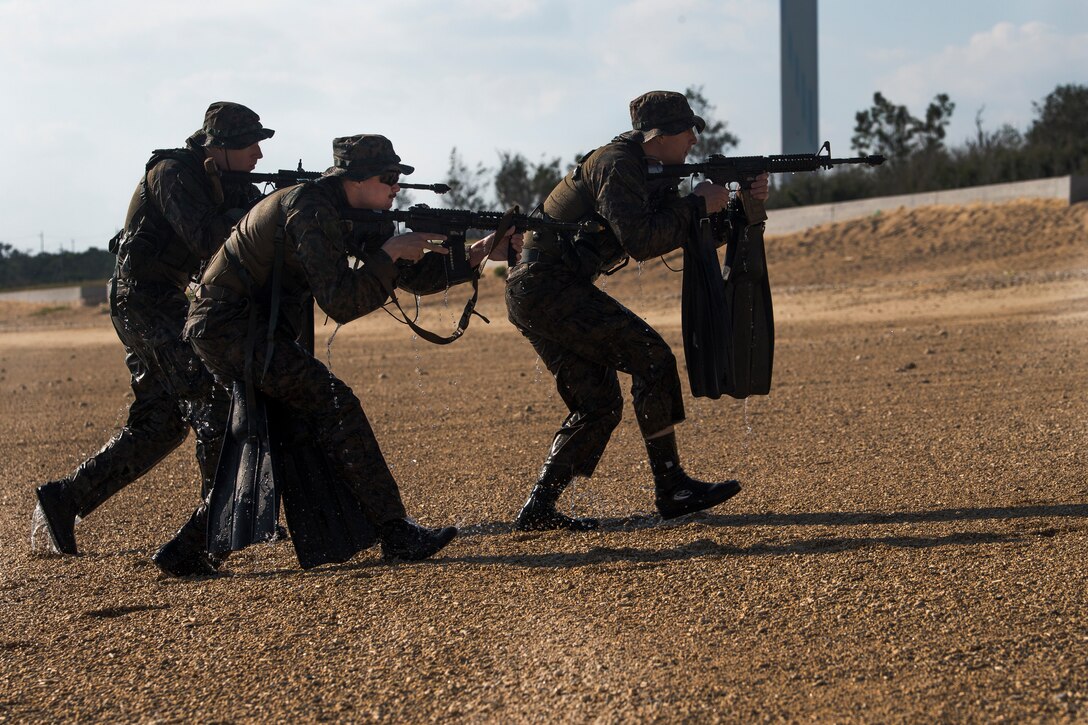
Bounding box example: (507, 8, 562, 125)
(220, 245, 262, 441)
(380, 276, 488, 346)
(261, 217, 287, 379)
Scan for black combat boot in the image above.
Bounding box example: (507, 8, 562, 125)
(33, 480, 80, 555)
(33, 428, 183, 556)
(514, 464, 599, 532)
(646, 433, 742, 520)
(379, 519, 458, 562)
(152, 505, 221, 577)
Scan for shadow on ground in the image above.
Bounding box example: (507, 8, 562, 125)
(220, 503, 1086, 579)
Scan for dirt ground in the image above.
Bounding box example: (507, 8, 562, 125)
(1, 199, 1086, 722)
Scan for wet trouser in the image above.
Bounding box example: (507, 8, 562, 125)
(61, 277, 228, 518)
(187, 298, 407, 525)
(505, 260, 685, 478)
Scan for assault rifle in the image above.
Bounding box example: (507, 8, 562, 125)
(647, 142, 884, 196)
(341, 204, 600, 345)
(343, 203, 599, 284)
(220, 161, 451, 194)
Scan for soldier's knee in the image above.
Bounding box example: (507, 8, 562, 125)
(644, 342, 678, 379)
(649, 338, 677, 364)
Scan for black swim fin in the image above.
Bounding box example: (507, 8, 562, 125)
(681, 197, 774, 400)
(206, 382, 280, 556)
(721, 199, 774, 398)
(681, 216, 733, 400)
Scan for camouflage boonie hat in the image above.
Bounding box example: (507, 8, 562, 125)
(323, 134, 415, 180)
(629, 91, 706, 141)
(193, 102, 275, 149)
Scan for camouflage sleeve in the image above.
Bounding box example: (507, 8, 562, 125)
(285, 195, 397, 325)
(146, 159, 239, 260)
(590, 154, 705, 261)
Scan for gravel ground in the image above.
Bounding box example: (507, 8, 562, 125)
(1, 199, 1086, 722)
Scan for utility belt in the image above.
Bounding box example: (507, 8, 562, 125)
(519, 247, 565, 266)
(521, 228, 628, 281)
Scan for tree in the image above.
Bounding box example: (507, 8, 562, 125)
(916, 93, 956, 151)
(947, 108, 1026, 186)
(684, 85, 739, 158)
(851, 91, 954, 159)
(852, 92, 915, 159)
(528, 157, 565, 210)
(1027, 84, 1088, 146)
(444, 147, 488, 209)
(494, 151, 564, 211)
(1025, 83, 1088, 175)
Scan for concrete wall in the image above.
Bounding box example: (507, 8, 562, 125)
(0, 282, 108, 306)
(766, 175, 1088, 237)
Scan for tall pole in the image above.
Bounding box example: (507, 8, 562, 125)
(780, 0, 819, 154)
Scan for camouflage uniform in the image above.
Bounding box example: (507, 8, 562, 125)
(185, 135, 452, 530)
(508, 91, 742, 529)
(33, 103, 273, 555)
(507, 136, 700, 473)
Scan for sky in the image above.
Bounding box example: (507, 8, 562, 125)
(1, 0, 1085, 254)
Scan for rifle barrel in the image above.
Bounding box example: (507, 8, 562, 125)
(399, 183, 451, 194)
(222, 170, 452, 194)
(345, 205, 594, 233)
(648, 150, 885, 179)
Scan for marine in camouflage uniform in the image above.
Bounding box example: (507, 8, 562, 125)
(507, 91, 768, 530)
(33, 102, 274, 556)
(156, 134, 515, 574)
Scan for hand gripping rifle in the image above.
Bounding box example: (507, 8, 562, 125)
(219, 160, 452, 194)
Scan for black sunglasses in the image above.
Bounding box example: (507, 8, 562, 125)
(379, 172, 400, 186)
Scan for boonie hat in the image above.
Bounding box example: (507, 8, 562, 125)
(629, 91, 706, 141)
(194, 102, 275, 149)
(323, 134, 415, 180)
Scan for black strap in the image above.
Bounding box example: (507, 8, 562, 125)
(222, 245, 262, 442)
(261, 217, 287, 378)
(380, 276, 488, 346)
(242, 291, 262, 441)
